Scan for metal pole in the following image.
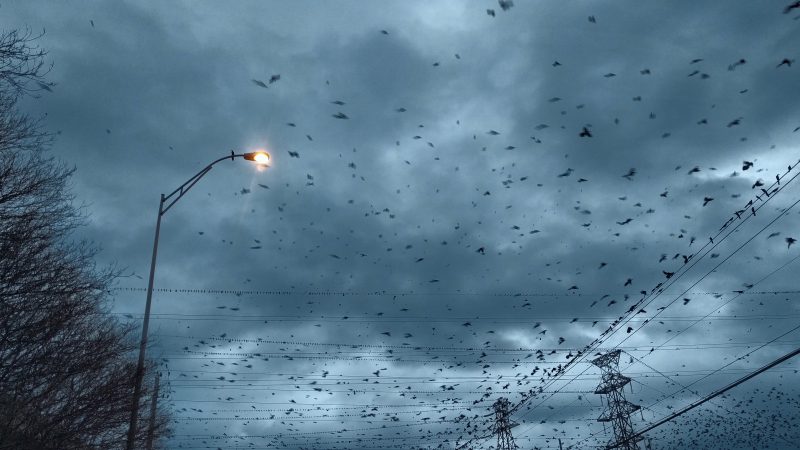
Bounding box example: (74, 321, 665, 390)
(145, 371, 161, 450)
(558, 438, 563, 450)
(126, 194, 164, 450)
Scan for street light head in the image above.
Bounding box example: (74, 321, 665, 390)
(243, 151, 271, 165)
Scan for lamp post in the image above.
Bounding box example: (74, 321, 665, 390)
(125, 150, 270, 450)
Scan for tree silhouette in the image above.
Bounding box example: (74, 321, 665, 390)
(0, 28, 169, 449)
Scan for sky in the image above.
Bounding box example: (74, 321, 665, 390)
(3, 1, 800, 448)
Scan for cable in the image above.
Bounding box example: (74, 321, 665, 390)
(612, 344, 800, 448)
(472, 161, 800, 449)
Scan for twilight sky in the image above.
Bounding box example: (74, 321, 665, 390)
(3, 1, 800, 449)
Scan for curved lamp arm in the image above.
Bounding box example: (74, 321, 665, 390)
(160, 151, 269, 215)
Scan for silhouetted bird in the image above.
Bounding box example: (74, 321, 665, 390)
(622, 168, 636, 180)
(728, 58, 746, 71)
(498, 0, 514, 11)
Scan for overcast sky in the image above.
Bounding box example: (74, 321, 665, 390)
(3, 1, 800, 449)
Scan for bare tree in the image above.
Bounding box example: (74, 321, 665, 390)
(0, 28, 169, 449)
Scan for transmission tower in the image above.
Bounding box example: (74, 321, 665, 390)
(592, 350, 642, 450)
(492, 397, 519, 450)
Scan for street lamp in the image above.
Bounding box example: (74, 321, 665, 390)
(125, 150, 270, 450)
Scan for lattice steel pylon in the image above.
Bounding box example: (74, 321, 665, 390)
(492, 397, 519, 450)
(592, 350, 642, 450)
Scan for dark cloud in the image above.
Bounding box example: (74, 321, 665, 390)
(2, 1, 799, 448)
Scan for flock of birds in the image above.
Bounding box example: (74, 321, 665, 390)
(91, 1, 800, 448)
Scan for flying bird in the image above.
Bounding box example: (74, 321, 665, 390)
(622, 168, 636, 180)
(579, 127, 592, 137)
(332, 112, 349, 119)
(251, 79, 268, 88)
(727, 118, 741, 127)
(787, 237, 797, 249)
(783, 1, 800, 14)
(498, 0, 514, 11)
(727, 58, 746, 71)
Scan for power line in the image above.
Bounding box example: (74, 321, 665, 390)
(610, 345, 800, 449)
(461, 161, 800, 449)
(110, 286, 800, 298)
(613, 182, 800, 353)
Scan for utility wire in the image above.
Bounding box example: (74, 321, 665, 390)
(610, 345, 800, 449)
